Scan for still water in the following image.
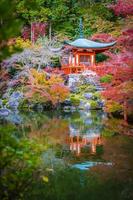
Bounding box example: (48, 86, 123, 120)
(1, 110, 133, 200)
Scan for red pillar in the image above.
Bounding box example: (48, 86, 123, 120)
(91, 53, 95, 67)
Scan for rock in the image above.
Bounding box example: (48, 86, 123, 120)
(6, 112, 22, 124)
(0, 99, 2, 107)
(0, 108, 10, 117)
(79, 100, 91, 110)
(10, 91, 23, 100)
(82, 70, 97, 77)
(36, 104, 43, 111)
(63, 106, 71, 112)
(84, 119, 92, 125)
(84, 93, 93, 99)
(63, 99, 72, 106)
(70, 86, 78, 93)
(84, 103, 91, 111)
(8, 100, 19, 110)
(70, 106, 76, 112)
(97, 100, 105, 108)
(63, 106, 76, 112)
(79, 100, 86, 109)
(3, 93, 9, 98)
(7, 91, 23, 110)
(68, 74, 82, 89)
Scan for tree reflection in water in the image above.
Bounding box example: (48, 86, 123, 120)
(1, 110, 133, 200)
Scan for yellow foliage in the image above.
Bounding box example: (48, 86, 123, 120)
(42, 176, 49, 183)
(105, 101, 122, 113)
(15, 37, 32, 49)
(91, 17, 114, 33)
(25, 69, 70, 105)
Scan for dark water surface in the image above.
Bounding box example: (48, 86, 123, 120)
(1, 110, 133, 200)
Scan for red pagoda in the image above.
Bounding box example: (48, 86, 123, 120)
(61, 19, 116, 74)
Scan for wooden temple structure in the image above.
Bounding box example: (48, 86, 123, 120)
(61, 19, 116, 74)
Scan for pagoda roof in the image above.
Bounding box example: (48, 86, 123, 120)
(65, 38, 116, 50)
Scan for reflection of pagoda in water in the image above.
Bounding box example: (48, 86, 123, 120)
(65, 111, 105, 156)
(67, 119, 102, 155)
(68, 134, 102, 155)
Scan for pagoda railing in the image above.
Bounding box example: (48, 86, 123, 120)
(61, 64, 116, 75)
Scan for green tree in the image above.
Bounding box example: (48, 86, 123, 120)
(0, 0, 36, 61)
(16, 0, 82, 39)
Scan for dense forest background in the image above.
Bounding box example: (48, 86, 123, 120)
(1, 0, 133, 58)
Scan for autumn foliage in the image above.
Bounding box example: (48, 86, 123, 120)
(92, 10, 133, 121)
(22, 22, 47, 42)
(109, 0, 133, 17)
(24, 69, 69, 106)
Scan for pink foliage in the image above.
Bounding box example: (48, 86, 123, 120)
(91, 30, 133, 68)
(31, 22, 47, 43)
(102, 81, 133, 103)
(91, 33, 116, 43)
(108, 0, 133, 17)
(104, 50, 133, 67)
(117, 29, 133, 52)
(22, 22, 47, 42)
(22, 26, 31, 40)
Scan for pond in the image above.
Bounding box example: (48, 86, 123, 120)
(1, 110, 133, 200)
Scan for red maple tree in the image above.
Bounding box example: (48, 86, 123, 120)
(108, 0, 133, 17)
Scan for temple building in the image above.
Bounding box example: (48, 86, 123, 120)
(61, 19, 116, 74)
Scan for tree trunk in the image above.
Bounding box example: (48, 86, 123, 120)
(31, 22, 33, 43)
(31, 22, 34, 44)
(123, 100, 128, 122)
(49, 21, 52, 42)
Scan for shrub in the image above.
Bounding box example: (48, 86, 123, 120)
(100, 74, 113, 83)
(24, 69, 70, 106)
(105, 101, 123, 113)
(79, 84, 96, 93)
(93, 92, 101, 100)
(70, 96, 80, 106)
(89, 100, 98, 109)
(15, 37, 32, 49)
(0, 124, 47, 199)
(96, 53, 109, 63)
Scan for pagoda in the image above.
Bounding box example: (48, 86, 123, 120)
(61, 18, 116, 74)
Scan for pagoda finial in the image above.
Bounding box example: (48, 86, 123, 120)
(79, 17, 84, 38)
